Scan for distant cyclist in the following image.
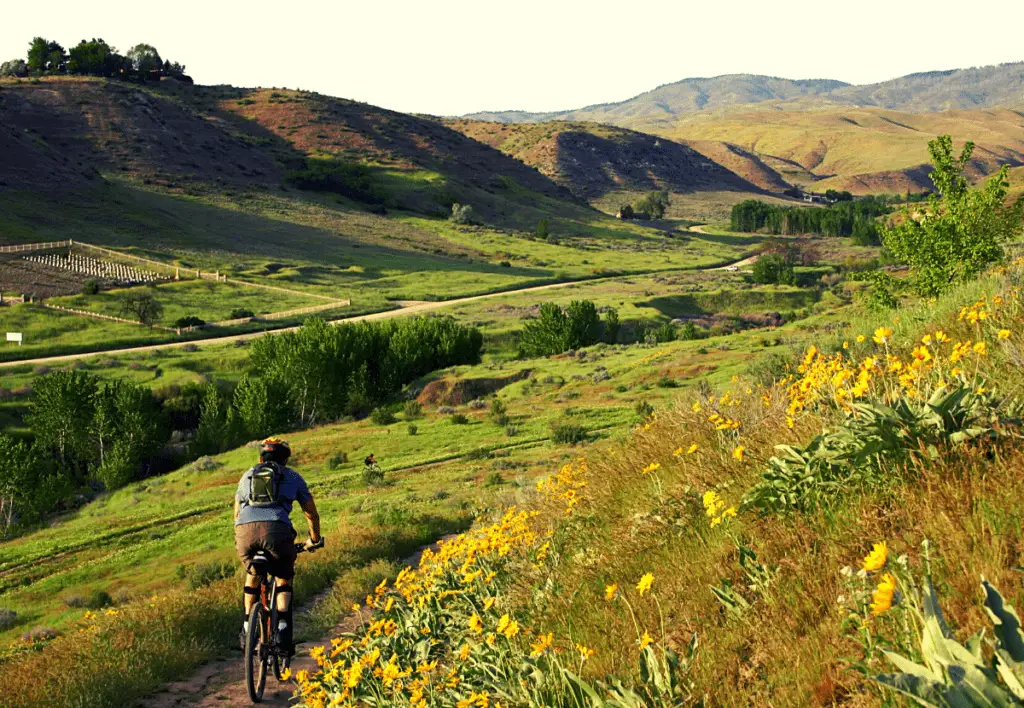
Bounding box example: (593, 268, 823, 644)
(234, 438, 322, 655)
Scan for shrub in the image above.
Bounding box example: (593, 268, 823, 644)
(450, 203, 475, 225)
(469, 399, 487, 410)
(679, 322, 701, 341)
(362, 463, 385, 486)
(175, 561, 235, 590)
(634, 400, 655, 419)
(286, 157, 385, 205)
(550, 423, 588, 445)
(230, 308, 255, 319)
(82, 279, 100, 295)
(437, 405, 455, 415)
(465, 448, 491, 461)
(656, 376, 679, 388)
(407, 423, 418, 436)
(369, 407, 397, 426)
(0, 608, 16, 630)
(484, 472, 504, 487)
(504, 425, 519, 437)
(174, 316, 206, 329)
(652, 322, 677, 343)
(752, 254, 796, 285)
(403, 400, 422, 419)
(327, 452, 348, 470)
(450, 413, 469, 425)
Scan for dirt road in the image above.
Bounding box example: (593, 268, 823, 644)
(1, 255, 756, 369)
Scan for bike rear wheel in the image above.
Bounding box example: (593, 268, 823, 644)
(244, 603, 268, 702)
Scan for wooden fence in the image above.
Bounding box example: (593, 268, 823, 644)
(0, 240, 71, 254)
(40, 303, 177, 332)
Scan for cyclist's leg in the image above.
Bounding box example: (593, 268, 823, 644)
(266, 524, 298, 653)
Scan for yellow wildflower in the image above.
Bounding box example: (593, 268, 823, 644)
(638, 630, 654, 649)
(870, 573, 897, 615)
(530, 632, 554, 657)
(605, 584, 618, 601)
(873, 327, 894, 345)
(577, 644, 596, 660)
(642, 462, 661, 475)
(856, 334, 866, 343)
(636, 573, 654, 596)
(733, 445, 746, 462)
(973, 341, 987, 355)
(862, 541, 887, 573)
(687, 443, 699, 454)
(468, 614, 484, 635)
(999, 329, 1012, 339)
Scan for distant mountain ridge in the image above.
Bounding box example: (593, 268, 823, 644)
(467, 62, 1024, 124)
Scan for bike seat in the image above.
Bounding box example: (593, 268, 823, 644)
(249, 552, 271, 574)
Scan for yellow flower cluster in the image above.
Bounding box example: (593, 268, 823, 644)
(535, 459, 588, 516)
(702, 491, 738, 528)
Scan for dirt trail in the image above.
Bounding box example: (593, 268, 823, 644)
(142, 540, 449, 707)
(1, 254, 760, 370)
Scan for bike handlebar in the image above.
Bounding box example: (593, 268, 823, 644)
(294, 536, 325, 554)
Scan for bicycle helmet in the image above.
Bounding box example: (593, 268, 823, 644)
(259, 437, 291, 464)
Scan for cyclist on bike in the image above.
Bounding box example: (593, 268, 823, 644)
(234, 437, 322, 655)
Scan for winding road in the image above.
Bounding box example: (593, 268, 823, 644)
(1, 251, 756, 369)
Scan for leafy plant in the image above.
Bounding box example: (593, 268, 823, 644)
(369, 407, 397, 426)
(873, 577, 1024, 706)
(882, 135, 1024, 296)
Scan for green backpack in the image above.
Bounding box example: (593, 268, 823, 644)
(247, 462, 284, 507)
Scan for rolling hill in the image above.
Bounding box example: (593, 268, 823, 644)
(467, 62, 1024, 124)
(443, 119, 757, 199)
(466, 61, 1024, 195)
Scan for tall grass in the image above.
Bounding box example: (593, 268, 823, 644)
(1, 511, 471, 707)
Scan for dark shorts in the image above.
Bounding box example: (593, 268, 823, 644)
(235, 521, 297, 579)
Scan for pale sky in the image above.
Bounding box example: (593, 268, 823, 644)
(3, 0, 1022, 116)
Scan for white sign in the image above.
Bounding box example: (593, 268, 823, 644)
(6, 332, 22, 345)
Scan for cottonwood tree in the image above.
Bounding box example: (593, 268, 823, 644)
(882, 135, 1024, 296)
(26, 371, 97, 477)
(120, 292, 164, 326)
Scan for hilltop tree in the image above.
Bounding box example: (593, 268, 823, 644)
(634, 190, 671, 219)
(67, 39, 126, 77)
(27, 37, 65, 73)
(0, 58, 27, 76)
(881, 135, 1024, 296)
(126, 43, 162, 74)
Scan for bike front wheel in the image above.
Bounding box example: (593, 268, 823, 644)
(244, 603, 268, 702)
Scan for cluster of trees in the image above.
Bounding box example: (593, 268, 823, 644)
(194, 316, 483, 454)
(0, 372, 167, 537)
(751, 240, 817, 285)
(619, 190, 670, 220)
(0, 315, 482, 536)
(518, 301, 619, 357)
(286, 157, 387, 206)
(0, 37, 188, 82)
(730, 197, 891, 244)
(881, 135, 1024, 297)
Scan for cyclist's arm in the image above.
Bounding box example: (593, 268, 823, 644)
(299, 497, 321, 542)
(233, 497, 240, 521)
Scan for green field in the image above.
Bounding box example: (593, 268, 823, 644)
(50, 279, 331, 326)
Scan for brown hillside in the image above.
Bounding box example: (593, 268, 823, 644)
(659, 106, 1024, 194)
(220, 89, 577, 204)
(681, 140, 791, 192)
(0, 77, 281, 189)
(0, 78, 580, 213)
(444, 119, 757, 200)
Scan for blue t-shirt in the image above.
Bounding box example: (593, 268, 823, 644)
(234, 465, 312, 527)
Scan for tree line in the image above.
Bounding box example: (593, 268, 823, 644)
(730, 197, 891, 244)
(0, 37, 189, 82)
(0, 316, 481, 538)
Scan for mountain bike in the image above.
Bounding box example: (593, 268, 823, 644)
(244, 538, 324, 703)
